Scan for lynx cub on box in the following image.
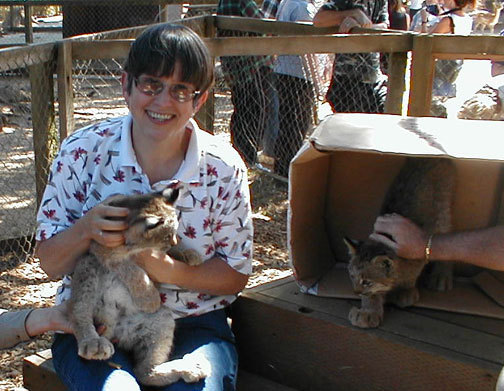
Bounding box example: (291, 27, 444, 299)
(69, 188, 210, 386)
(345, 157, 455, 328)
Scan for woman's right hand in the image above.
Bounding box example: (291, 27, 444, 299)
(79, 198, 129, 248)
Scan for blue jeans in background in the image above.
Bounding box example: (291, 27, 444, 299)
(52, 309, 238, 391)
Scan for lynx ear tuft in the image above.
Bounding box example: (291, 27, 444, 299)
(343, 237, 360, 256)
(162, 188, 180, 204)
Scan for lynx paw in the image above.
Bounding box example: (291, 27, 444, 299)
(182, 249, 203, 266)
(179, 352, 212, 382)
(392, 288, 419, 308)
(78, 336, 114, 360)
(349, 306, 382, 328)
(140, 353, 211, 386)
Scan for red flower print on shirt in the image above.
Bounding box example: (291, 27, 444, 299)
(43, 209, 57, 220)
(56, 161, 63, 173)
(218, 186, 224, 198)
(205, 244, 215, 255)
(94, 155, 101, 164)
(160, 293, 167, 304)
(215, 240, 228, 249)
(215, 220, 223, 232)
(207, 164, 218, 177)
(40, 230, 47, 240)
(203, 218, 213, 231)
(235, 190, 241, 199)
(73, 191, 85, 203)
(71, 147, 87, 161)
(184, 225, 197, 239)
(186, 301, 200, 309)
(113, 170, 125, 183)
(219, 299, 230, 306)
(200, 197, 207, 209)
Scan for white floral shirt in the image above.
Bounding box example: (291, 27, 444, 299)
(36, 115, 253, 318)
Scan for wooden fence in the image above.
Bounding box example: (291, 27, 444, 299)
(1, 14, 504, 208)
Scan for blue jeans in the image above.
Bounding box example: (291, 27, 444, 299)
(52, 309, 238, 391)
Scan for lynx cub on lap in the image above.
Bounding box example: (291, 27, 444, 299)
(69, 188, 210, 386)
(345, 157, 455, 328)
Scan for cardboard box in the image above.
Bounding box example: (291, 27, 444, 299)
(289, 113, 504, 319)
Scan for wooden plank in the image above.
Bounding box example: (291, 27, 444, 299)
(30, 56, 57, 208)
(207, 34, 412, 57)
(23, 350, 297, 391)
(215, 15, 339, 36)
(72, 40, 132, 60)
(408, 307, 504, 338)
(0, 42, 56, 71)
(23, 351, 66, 391)
(408, 34, 434, 116)
(384, 51, 408, 115)
(431, 35, 504, 57)
(232, 294, 500, 391)
(249, 279, 504, 367)
(23, 4, 33, 44)
(237, 370, 298, 391)
(57, 40, 74, 140)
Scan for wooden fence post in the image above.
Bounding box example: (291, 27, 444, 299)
(408, 34, 435, 117)
(57, 40, 74, 141)
(384, 51, 408, 115)
(30, 57, 57, 208)
(194, 15, 216, 134)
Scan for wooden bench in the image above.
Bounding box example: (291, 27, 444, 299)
(23, 349, 297, 391)
(232, 277, 504, 391)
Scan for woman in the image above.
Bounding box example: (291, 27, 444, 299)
(423, 0, 476, 116)
(35, 24, 252, 391)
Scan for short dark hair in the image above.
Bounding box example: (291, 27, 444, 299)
(123, 24, 214, 99)
(454, 0, 476, 9)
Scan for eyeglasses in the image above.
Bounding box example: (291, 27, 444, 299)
(133, 75, 200, 103)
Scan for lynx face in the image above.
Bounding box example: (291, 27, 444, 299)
(344, 238, 399, 296)
(106, 188, 180, 254)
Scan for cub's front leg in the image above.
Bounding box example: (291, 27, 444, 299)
(349, 293, 385, 328)
(70, 255, 114, 360)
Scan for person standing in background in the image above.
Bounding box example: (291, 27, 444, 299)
(217, 0, 277, 166)
(273, 0, 318, 177)
(313, 0, 389, 114)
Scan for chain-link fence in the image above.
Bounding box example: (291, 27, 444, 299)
(0, 16, 503, 266)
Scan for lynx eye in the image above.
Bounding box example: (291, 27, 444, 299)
(145, 216, 164, 229)
(360, 279, 373, 288)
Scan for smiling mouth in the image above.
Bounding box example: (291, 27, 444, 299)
(148, 111, 174, 121)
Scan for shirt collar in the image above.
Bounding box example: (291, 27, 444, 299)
(171, 119, 203, 185)
(117, 114, 202, 185)
(118, 114, 140, 169)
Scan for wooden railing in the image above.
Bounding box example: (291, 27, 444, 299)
(1, 15, 504, 205)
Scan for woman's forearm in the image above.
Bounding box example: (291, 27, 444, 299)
(35, 219, 91, 278)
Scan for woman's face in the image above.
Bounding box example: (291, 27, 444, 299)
(122, 62, 206, 145)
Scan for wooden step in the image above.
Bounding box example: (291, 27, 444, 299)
(23, 349, 297, 391)
(231, 276, 504, 391)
